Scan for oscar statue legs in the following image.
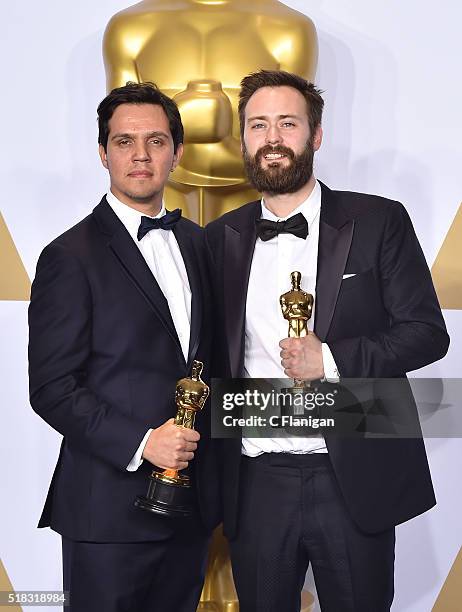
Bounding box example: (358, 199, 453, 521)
(229, 453, 395, 612)
(163, 184, 260, 226)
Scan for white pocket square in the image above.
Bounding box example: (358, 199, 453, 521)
(342, 274, 357, 279)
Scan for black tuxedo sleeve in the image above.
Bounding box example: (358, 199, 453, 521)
(204, 229, 230, 379)
(328, 202, 449, 377)
(28, 242, 149, 470)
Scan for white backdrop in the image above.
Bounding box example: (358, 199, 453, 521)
(0, 1, 461, 610)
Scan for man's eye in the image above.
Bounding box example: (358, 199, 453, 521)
(118, 139, 131, 146)
(149, 139, 162, 145)
(251, 123, 265, 130)
(281, 122, 295, 128)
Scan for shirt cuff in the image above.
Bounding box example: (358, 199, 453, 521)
(321, 343, 340, 382)
(126, 428, 153, 472)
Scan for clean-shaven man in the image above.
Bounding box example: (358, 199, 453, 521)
(205, 70, 449, 612)
(29, 82, 219, 612)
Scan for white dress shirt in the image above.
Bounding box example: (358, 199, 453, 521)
(106, 191, 192, 470)
(242, 180, 338, 457)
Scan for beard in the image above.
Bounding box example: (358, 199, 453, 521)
(123, 189, 160, 203)
(242, 138, 314, 195)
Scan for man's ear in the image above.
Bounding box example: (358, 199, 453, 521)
(99, 144, 109, 170)
(313, 126, 323, 152)
(171, 143, 184, 170)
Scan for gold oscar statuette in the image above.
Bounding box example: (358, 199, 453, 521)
(280, 271, 314, 394)
(135, 360, 209, 517)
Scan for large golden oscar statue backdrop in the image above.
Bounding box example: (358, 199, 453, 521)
(103, 1, 317, 609)
(103, 0, 317, 225)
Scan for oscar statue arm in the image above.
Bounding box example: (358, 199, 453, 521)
(279, 295, 289, 319)
(103, 13, 147, 90)
(259, 13, 318, 80)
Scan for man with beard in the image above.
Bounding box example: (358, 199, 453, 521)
(205, 70, 449, 611)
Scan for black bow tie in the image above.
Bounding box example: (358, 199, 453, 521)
(255, 212, 309, 242)
(137, 208, 182, 241)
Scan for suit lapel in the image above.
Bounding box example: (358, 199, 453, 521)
(172, 221, 202, 370)
(92, 198, 182, 353)
(314, 183, 354, 341)
(224, 202, 260, 377)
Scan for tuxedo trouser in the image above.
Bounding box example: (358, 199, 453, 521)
(62, 515, 209, 612)
(229, 453, 395, 612)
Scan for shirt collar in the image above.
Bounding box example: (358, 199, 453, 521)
(106, 190, 166, 241)
(260, 179, 321, 229)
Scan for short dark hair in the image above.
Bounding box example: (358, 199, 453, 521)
(97, 81, 184, 152)
(238, 70, 324, 138)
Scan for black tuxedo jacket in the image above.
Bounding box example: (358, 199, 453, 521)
(205, 182, 449, 537)
(28, 197, 220, 542)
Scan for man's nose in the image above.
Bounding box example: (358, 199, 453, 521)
(133, 142, 150, 161)
(265, 124, 282, 145)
